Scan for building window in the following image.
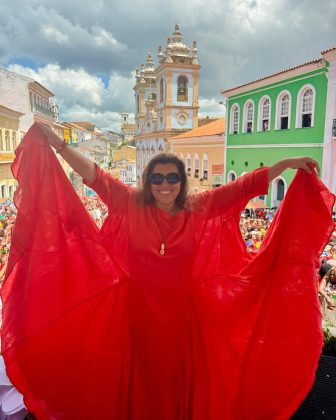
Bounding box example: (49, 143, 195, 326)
(1, 185, 6, 198)
(301, 88, 313, 127)
(186, 153, 191, 176)
(244, 101, 254, 133)
(227, 171, 236, 182)
(5, 131, 10, 150)
(230, 104, 240, 134)
(12, 132, 17, 149)
(258, 97, 270, 131)
(136, 94, 140, 114)
(8, 185, 13, 198)
(177, 75, 188, 102)
(276, 179, 285, 201)
(194, 153, 199, 178)
(276, 91, 291, 130)
(202, 154, 208, 179)
(152, 93, 157, 108)
(160, 78, 164, 103)
(296, 85, 315, 128)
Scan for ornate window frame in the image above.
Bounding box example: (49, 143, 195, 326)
(243, 100, 254, 133)
(230, 103, 240, 134)
(296, 84, 316, 128)
(258, 96, 271, 132)
(275, 90, 291, 130)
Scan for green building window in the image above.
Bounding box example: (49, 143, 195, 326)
(244, 101, 254, 133)
(259, 97, 270, 131)
(276, 179, 285, 201)
(301, 89, 313, 128)
(280, 93, 289, 129)
(296, 85, 315, 128)
(231, 104, 240, 134)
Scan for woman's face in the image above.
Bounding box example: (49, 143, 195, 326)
(328, 268, 336, 283)
(150, 163, 181, 212)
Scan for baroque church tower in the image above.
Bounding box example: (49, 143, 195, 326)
(134, 24, 200, 186)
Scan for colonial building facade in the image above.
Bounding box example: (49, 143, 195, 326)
(0, 105, 23, 198)
(134, 24, 200, 186)
(169, 118, 225, 193)
(222, 46, 336, 207)
(0, 68, 61, 137)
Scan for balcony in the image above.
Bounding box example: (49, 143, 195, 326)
(32, 104, 57, 120)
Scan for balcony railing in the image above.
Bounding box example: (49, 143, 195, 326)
(32, 104, 57, 119)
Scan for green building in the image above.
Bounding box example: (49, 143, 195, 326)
(222, 47, 336, 207)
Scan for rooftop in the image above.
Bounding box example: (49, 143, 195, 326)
(172, 118, 225, 140)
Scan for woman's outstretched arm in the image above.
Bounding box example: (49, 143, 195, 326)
(268, 157, 320, 182)
(36, 123, 96, 183)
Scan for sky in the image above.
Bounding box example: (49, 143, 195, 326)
(0, 0, 335, 132)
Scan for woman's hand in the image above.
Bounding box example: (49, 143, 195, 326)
(285, 157, 320, 174)
(35, 122, 64, 150)
(268, 157, 320, 182)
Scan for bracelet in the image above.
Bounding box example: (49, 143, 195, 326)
(55, 141, 67, 154)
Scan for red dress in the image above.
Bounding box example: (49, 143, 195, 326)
(1, 124, 335, 419)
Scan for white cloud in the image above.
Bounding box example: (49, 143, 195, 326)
(198, 98, 226, 118)
(6, 63, 135, 131)
(92, 26, 126, 50)
(41, 24, 69, 44)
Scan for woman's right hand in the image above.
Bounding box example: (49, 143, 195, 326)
(326, 297, 336, 310)
(35, 122, 64, 150)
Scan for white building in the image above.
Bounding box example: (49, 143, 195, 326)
(134, 24, 201, 186)
(0, 68, 61, 137)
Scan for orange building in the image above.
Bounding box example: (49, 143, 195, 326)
(169, 118, 225, 192)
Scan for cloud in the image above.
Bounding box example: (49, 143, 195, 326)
(7, 63, 134, 131)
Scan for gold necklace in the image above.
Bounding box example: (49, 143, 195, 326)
(152, 207, 178, 256)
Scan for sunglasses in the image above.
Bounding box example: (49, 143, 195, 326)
(149, 172, 181, 185)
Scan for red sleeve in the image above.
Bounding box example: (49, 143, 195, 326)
(83, 165, 133, 214)
(191, 167, 269, 218)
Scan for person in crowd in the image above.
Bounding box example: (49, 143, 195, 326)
(319, 263, 336, 310)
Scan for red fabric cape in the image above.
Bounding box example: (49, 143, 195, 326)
(1, 124, 335, 419)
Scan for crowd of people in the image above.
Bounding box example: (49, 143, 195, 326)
(0, 203, 16, 284)
(80, 195, 108, 228)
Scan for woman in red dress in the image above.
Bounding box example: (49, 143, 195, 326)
(1, 123, 334, 419)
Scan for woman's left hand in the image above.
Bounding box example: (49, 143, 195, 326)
(268, 157, 320, 182)
(287, 157, 320, 174)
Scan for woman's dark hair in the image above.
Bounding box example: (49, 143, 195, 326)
(139, 153, 188, 209)
(319, 262, 332, 278)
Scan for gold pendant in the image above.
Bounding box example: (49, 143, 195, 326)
(160, 242, 165, 256)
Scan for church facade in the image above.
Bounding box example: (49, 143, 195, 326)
(133, 24, 200, 186)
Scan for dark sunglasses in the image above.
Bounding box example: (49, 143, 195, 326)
(149, 172, 181, 185)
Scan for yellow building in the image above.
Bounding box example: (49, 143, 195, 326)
(169, 118, 225, 193)
(0, 105, 23, 199)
